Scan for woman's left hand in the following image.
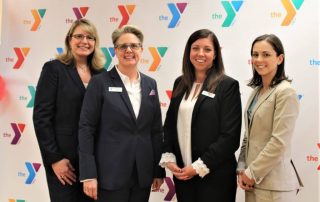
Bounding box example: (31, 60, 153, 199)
(151, 178, 164, 191)
(174, 165, 197, 181)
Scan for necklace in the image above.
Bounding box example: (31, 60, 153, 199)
(77, 64, 88, 72)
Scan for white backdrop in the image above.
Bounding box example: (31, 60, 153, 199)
(0, 0, 319, 201)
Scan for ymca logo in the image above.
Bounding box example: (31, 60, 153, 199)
(25, 162, 41, 184)
(10, 123, 25, 145)
(9, 199, 25, 202)
(31, 9, 46, 31)
(118, 5, 136, 28)
(73, 7, 89, 19)
(101, 47, 115, 70)
(13, 48, 30, 69)
(167, 3, 187, 28)
(27, 85, 36, 108)
(57, 47, 64, 55)
(148, 47, 168, 72)
(221, 0, 244, 27)
(281, 0, 304, 26)
(166, 90, 172, 100)
(164, 177, 176, 201)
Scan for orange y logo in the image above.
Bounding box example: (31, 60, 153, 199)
(148, 47, 168, 72)
(31, 9, 46, 31)
(281, 0, 304, 26)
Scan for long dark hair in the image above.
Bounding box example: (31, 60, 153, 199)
(173, 29, 225, 98)
(248, 34, 290, 88)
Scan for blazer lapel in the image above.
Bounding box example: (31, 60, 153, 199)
(191, 93, 207, 124)
(249, 86, 277, 129)
(136, 74, 148, 123)
(110, 67, 136, 122)
(244, 87, 259, 134)
(66, 64, 86, 93)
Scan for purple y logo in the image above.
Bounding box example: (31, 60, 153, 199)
(73, 7, 89, 19)
(10, 123, 25, 145)
(164, 177, 175, 201)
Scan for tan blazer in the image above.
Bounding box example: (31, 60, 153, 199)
(238, 80, 303, 191)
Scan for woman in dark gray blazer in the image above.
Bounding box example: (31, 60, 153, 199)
(159, 29, 242, 202)
(33, 19, 105, 202)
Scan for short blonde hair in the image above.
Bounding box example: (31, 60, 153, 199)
(56, 18, 105, 70)
(111, 25, 144, 46)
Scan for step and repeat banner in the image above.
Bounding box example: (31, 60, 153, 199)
(0, 0, 319, 201)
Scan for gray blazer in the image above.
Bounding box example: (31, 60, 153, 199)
(238, 80, 303, 191)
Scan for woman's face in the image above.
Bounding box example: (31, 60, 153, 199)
(190, 37, 215, 75)
(114, 33, 143, 68)
(251, 40, 283, 80)
(69, 26, 95, 60)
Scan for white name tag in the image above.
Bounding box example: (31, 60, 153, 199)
(108, 87, 122, 92)
(202, 90, 215, 98)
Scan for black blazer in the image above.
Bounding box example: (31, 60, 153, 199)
(163, 75, 242, 178)
(78, 67, 165, 190)
(33, 59, 103, 171)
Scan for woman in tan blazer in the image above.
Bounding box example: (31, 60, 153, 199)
(237, 34, 303, 202)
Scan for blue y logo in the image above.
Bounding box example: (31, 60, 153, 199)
(167, 3, 188, 28)
(25, 162, 41, 184)
(221, 0, 244, 27)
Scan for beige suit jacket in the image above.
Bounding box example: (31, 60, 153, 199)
(238, 80, 303, 191)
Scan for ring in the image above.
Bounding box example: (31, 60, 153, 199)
(61, 175, 64, 179)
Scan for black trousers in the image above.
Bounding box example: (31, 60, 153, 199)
(45, 167, 93, 202)
(174, 174, 237, 202)
(97, 166, 151, 202)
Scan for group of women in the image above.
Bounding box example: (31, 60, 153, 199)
(33, 18, 303, 202)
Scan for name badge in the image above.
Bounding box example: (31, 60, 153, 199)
(108, 87, 122, 92)
(202, 90, 215, 98)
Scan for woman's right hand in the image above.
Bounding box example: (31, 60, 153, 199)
(83, 179, 98, 200)
(166, 162, 182, 177)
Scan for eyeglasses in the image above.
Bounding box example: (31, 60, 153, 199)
(72, 34, 96, 41)
(115, 43, 142, 51)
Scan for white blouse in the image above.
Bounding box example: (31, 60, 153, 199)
(159, 82, 210, 177)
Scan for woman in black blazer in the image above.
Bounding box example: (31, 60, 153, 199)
(33, 19, 105, 202)
(159, 29, 242, 202)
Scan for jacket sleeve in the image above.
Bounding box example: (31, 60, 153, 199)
(78, 76, 103, 181)
(162, 77, 181, 154)
(150, 80, 166, 178)
(33, 61, 64, 166)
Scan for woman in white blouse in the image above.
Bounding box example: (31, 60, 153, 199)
(159, 29, 242, 202)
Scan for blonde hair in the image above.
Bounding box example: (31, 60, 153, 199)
(111, 24, 144, 46)
(56, 19, 105, 70)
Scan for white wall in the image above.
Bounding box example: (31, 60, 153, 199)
(0, 0, 318, 201)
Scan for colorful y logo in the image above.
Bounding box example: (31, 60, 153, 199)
(118, 5, 136, 28)
(13, 48, 30, 69)
(27, 85, 36, 108)
(25, 162, 41, 184)
(101, 47, 115, 70)
(31, 9, 46, 31)
(221, 0, 244, 27)
(167, 3, 187, 28)
(10, 123, 25, 145)
(148, 47, 168, 71)
(281, 0, 304, 26)
(164, 177, 175, 201)
(73, 7, 89, 19)
(166, 90, 172, 100)
(9, 199, 26, 202)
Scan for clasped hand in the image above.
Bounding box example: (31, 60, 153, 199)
(166, 162, 197, 180)
(237, 171, 255, 191)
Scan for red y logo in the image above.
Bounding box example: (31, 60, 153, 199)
(13, 48, 30, 69)
(118, 5, 136, 28)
